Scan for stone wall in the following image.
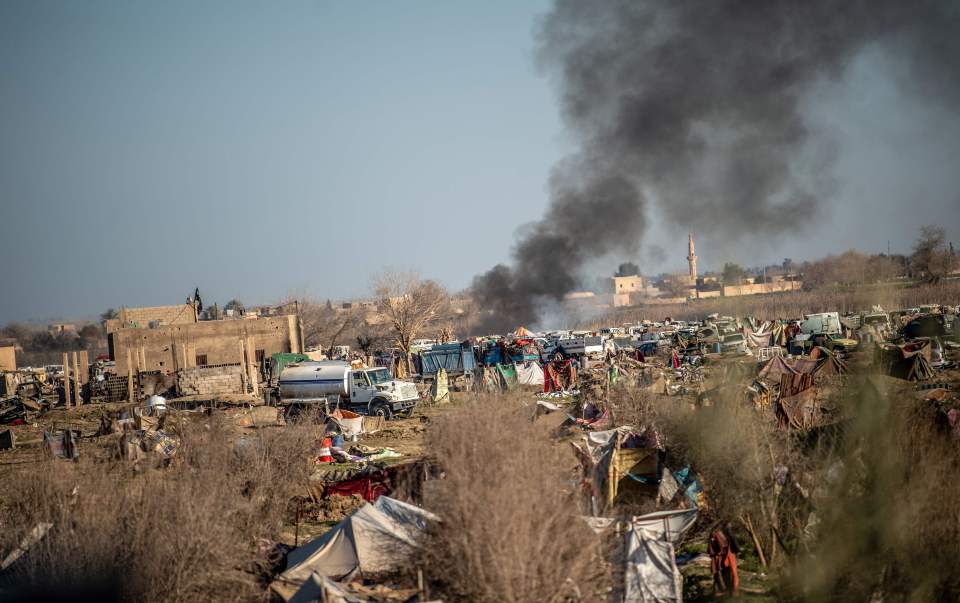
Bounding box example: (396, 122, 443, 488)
(176, 365, 244, 396)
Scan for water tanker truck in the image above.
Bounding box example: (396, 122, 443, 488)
(277, 361, 419, 419)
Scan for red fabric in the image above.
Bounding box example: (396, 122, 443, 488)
(323, 475, 390, 502)
(544, 359, 577, 392)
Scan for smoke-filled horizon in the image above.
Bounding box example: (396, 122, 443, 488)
(472, 0, 960, 333)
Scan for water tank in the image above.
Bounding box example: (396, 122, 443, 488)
(278, 361, 350, 399)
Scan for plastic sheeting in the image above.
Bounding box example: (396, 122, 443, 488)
(624, 510, 696, 603)
(516, 361, 545, 386)
(624, 532, 683, 603)
(281, 497, 437, 584)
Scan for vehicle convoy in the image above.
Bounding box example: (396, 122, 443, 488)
(277, 361, 419, 418)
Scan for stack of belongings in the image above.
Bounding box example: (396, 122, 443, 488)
(776, 373, 818, 430)
(115, 396, 180, 463)
(875, 340, 935, 382)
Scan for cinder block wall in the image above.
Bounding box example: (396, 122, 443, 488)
(176, 365, 244, 396)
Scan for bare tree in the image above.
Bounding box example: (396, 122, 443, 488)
(911, 225, 956, 282)
(296, 299, 362, 352)
(373, 269, 449, 371)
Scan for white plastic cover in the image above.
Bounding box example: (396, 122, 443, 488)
(281, 497, 437, 584)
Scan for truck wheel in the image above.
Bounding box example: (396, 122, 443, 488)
(371, 401, 393, 420)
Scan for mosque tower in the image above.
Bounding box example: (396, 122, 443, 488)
(687, 232, 697, 284)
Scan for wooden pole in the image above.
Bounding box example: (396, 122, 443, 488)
(62, 352, 71, 407)
(126, 349, 135, 404)
(239, 339, 248, 393)
(78, 350, 89, 386)
(72, 351, 80, 406)
(247, 336, 259, 396)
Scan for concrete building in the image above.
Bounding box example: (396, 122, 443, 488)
(612, 274, 644, 294)
(109, 312, 303, 374)
(105, 303, 198, 332)
(0, 346, 15, 371)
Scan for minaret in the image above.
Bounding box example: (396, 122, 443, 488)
(687, 232, 697, 284)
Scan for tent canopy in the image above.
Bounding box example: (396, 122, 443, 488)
(281, 496, 437, 584)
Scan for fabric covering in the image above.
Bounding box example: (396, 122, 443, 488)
(776, 374, 818, 430)
(544, 359, 578, 392)
(624, 533, 682, 602)
(516, 361, 545, 386)
(281, 496, 437, 584)
(624, 509, 697, 602)
(758, 355, 797, 382)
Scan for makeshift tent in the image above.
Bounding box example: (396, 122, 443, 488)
(758, 355, 797, 382)
(516, 361, 545, 386)
(808, 346, 847, 375)
(875, 341, 935, 381)
(776, 373, 818, 430)
(430, 367, 449, 403)
(624, 510, 698, 603)
(573, 427, 663, 512)
(281, 497, 437, 585)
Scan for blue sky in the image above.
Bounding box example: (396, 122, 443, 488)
(1, 1, 958, 323)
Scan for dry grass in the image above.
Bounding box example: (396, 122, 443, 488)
(0, 413, 319, 602)
(418, 393, 607, 602)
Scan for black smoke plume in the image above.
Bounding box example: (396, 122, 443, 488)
(472, 0, 960, 333)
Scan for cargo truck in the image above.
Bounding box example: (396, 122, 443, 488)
(277, 361, 419, 419)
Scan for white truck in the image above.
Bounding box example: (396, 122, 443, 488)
(277, 361, 419, 419)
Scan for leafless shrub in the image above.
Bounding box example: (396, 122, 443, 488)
(0, 415, 318, 602)
(786, 377, 960, 600)
(419, 393, 607, 602)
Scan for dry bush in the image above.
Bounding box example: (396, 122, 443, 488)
(0, 414, 318, 602)
(419, 393, 607, 602)
(788, 377, 960, 601)
(650, 383, 811, 569)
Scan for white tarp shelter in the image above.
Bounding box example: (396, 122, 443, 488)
(516, 361, 545, 386)
(281, 496, 437, 586)
(625, 509, 697, 603)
